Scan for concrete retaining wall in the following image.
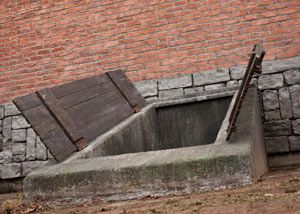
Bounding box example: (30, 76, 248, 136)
(134, 56, 300, 167)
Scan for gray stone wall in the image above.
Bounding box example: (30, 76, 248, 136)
(0, 102, 53, 180)
(134, 56, 300, 165)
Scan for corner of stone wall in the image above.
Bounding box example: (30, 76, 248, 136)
(0, 102, 53, 181)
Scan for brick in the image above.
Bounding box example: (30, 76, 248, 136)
(184, 86, 204, 95)
(4, 102, 20, 116)
(2, 163, 21, 179)
(158, 75, 192, 90)
(284, 69, 300, 85)
(265, 136, 289, 154)
(258, 74, 284, 90)
(159, 88, 184, 98)
(290, 85, 300, 118)
(292, 119, 300, 135)
(289, 136, 300, 151)
(12, 116, 30, 130)
(262, 90, 279, 111)
(263, 119, 292, 136)
(278, 88, 293, 119)
(193, 68, 230, 86)
(134, 80, 157, 97)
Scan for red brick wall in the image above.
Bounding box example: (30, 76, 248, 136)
(1, 0, 299, 103)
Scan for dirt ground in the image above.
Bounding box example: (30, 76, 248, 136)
(1, 167, 300, 214)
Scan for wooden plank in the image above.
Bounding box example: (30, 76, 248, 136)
(57, 75, 112, 109)
(37, 88, 86, 148)
(66, 80, 134, 141)
(51, 75, 107, 98)
(13, 93, 42, 111)
(22, 105, 77, 161)
(107, 70, 147, 112)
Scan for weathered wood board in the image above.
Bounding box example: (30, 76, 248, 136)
(13, 70, 148, 161)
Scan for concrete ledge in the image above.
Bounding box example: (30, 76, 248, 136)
(24, 142, 252, 202)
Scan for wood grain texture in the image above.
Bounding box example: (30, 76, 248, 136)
(107, 70, 147, 112)
(37, 88, 83, 143)
(13, 93, 42, 111)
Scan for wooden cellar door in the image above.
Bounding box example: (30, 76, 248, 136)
(13, 70, 147, 161)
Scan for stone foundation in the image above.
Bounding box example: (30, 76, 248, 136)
(134, 56, 300, 167)
(0, 102, 53, 183)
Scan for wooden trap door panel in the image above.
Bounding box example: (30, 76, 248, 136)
(13, 70, 147, 161)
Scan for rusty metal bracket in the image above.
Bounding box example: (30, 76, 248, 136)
(226, 44, 265, 141)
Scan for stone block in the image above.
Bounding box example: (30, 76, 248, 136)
(278, 88, 293, 119)
(22, 161, 48, 176)
(12, 143, 26, 155)
(265, 136, 289, 154)
(0, 105, 4, 119)
(292, 119, 300, 135)
(4, 102, 20, 117)
(193, 68, 230, 86)
(145, 97, 158, 103)
(264, 110, 281, 121)
(226, 80, 238, 87)
(262, 57, 300, 74)
(36, 137, 48, 160)
(290, 85, 300, 118)
(184, 86, 204, 95)
(3, 117, 12, 144)
(0, 151, 13, 164)
(26, 129, 36, 160)
(134, 80, 157, 97)
(230, 65, 247, 80)
(258, 73, 284, 90)
(12, 129, 27, 142)
(159, 88, 184, 98)
(0, 135, 2, 151)
(262, 90, 279, 111)
(289, 136, 300, 151)
(263, 119, 292, 136)
(14, 154, 26, 162)
(158, 75, 192, 90)
(204, 83, 225, 91)
(284, 69, 300, 85)
(2, 163, 21, 179)
(12, 116, 30, 130)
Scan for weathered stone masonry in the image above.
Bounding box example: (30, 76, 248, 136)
(0, 102, 52, 180)
(134, 56, 300, 166)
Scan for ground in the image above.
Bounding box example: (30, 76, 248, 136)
(1, 167, 300, 214)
